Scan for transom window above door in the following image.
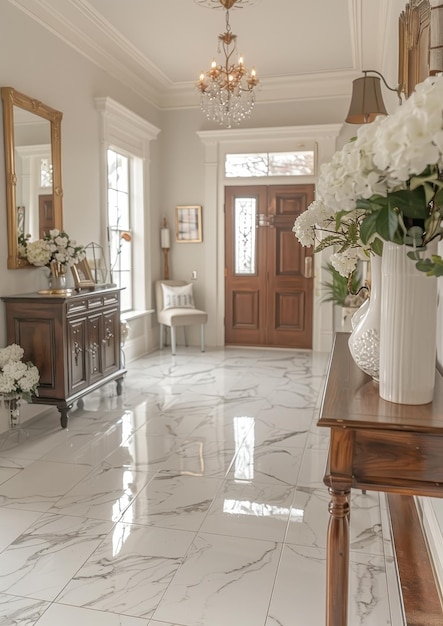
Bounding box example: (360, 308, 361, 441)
(225, 149, 316, 178)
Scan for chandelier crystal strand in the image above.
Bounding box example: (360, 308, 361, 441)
(197, 2, 259, 127)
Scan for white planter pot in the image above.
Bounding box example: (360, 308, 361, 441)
(379, 242, 437, 405)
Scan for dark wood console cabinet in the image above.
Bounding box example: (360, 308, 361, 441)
(2, 287, 126, 428)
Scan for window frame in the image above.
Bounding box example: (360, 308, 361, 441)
(95, 97, 160, 317)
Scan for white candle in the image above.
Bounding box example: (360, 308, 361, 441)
(161, 228, 170, 249)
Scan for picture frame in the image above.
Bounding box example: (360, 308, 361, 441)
(175, 205, 202, 243)
(71, 258, 96, 289)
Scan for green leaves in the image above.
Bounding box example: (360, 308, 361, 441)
(408, 254, 443, 277)
(360, 205, 402, 245)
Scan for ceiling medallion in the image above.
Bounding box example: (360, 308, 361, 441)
(194, 0, 259, 9)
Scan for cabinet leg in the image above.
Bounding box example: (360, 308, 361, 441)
(116, 376, 124, 396)
(77, 397, 85, 410)
(326, 487, 350, 626)
(58, 405, 71, 429)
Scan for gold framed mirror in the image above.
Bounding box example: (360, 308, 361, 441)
(1, 87, 63, 269)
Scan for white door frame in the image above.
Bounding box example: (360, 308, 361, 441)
(197, 124, 342, 352)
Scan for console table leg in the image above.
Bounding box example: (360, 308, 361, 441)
(116, 376, 124, 396)
(58, 405, 71, 429)
(326, 488, 350, 626)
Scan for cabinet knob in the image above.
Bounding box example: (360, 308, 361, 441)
(102, 328, 114, 346)
(73, 341, 82, 366)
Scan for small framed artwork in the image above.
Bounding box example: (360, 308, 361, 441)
(176, 205, 202, 243)
(71, 258, 96, 289)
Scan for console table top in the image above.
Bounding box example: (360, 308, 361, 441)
(318, 332, 443, 434)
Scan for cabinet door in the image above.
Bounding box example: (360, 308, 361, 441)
(87, 312, 104, 384)
(67, 317, 88, 393)
(102, 308, 120, 375)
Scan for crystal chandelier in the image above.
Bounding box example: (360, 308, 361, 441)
(197, 0, 259, 128)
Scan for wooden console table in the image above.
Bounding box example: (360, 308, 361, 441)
(318, 332, 443, 626)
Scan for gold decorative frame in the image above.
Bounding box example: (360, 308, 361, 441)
(398, 0, 431, 97)
(175, 205, 203, 243)
(1, 87, 63, 269)
(71, 259, 95, 289)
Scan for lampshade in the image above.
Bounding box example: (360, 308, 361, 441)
(345, 75, 388, 124)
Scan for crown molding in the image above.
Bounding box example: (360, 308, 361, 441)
(159, 71, 359, 110)
(8, 0, 363, 111)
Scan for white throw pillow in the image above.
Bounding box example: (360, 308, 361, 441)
(162, 283, 195, 310)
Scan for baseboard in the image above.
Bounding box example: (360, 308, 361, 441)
(416, 497, 443, 603)
(387, 494, 443, 626)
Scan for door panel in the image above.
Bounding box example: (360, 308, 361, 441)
(225, 184, 314, 348)
(225, 186, 268, 345)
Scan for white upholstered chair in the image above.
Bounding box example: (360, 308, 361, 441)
(155, 280, 208, 355)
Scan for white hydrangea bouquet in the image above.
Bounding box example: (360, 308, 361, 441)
(293, 74, 443, 277)
(19, 229, 86, 268)
(0, 343, 40, 402)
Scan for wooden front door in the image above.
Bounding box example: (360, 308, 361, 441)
(225, 184, 314, 348)
(39, 194, 54, 238)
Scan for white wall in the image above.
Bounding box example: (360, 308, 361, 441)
(0, 3, 162, 430)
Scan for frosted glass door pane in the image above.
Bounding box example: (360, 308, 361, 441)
(234, 198, 256, 275)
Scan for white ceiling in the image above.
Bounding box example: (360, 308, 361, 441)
(9, 0, 401, 110)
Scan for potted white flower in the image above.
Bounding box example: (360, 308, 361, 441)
(19, 229, 86, 290)
(0, 344, 40, 429)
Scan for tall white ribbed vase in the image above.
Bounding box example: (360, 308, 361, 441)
(379, 241, 438, 405)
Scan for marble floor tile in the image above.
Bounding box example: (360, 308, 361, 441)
(56, 524, 196, 619)
(48, 464, 154, 521)
(40, 422, 129, 466)
(0, 593, 50, 625)
(121, 473, 223, 531)
(104, 435, 236, 479)
(153, 532, 283, 626)
(0, 347, 403, 625)
(267, 544, 392, 626)
(0, 460, 92, 512)
(296, 447, 329, 488)
(0, 514, 113, 601)
(227, 442, 305, 486)
(200, 479, 295, 541)
(285, 487, 384, 555)
(0, 508, 44, 553)
(29, 602, 149, 625)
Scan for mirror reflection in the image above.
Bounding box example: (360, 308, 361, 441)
(1, 87, 63, 269)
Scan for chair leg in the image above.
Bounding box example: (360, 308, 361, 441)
(159, 324, 164, 350)
(201, 325, 205, 352)
(183, 327, 188, 347)
(171, 327, 177, 355)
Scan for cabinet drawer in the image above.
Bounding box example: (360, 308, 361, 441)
(103, 293, 119, 306)
(87, 296, 105, 309)
(67, 299, 88, 314)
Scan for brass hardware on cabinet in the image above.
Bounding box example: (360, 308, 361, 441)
(102, 328, 114, 346)
(88, 342, 99, 372)
(73, 341, 82, 367)
(304, 257, 313, 278)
